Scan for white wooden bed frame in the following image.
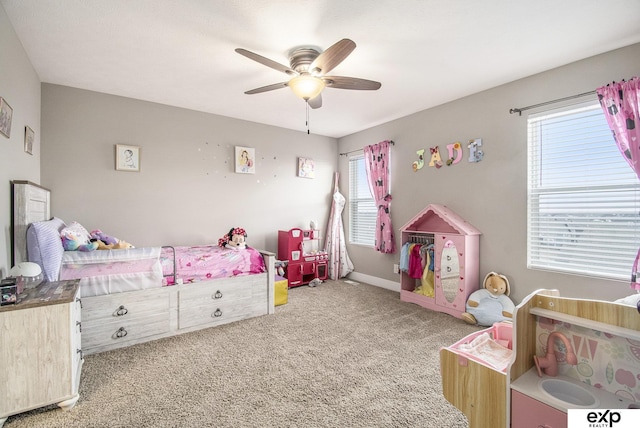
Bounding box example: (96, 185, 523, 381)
(12, 181, 275, 355)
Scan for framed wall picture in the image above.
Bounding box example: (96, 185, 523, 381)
(235, 146, 255, 174)
(0, 97, 13, 138)
(24, 126, 34, 155)
(115, 144, 140, 172)
(298, 157, 315, 178)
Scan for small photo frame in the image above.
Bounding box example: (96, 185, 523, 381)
(235, 146, 255, 174)
(298, 157, 315, 178)
(24, 126, 34, 155)
(0, 97, 13, 138)
(115, 144, 140, 172)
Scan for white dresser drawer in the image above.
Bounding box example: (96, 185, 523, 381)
(178, 296, 252, 330)
(82, 312, 171, 349)
(81, 287, 169, 322)
(72, 295, 83, 380)
(80, 287, 173, 351)
(178, 278, 255, 329)
(178, 277, 253, 305)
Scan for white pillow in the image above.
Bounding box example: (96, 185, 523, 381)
(26, 217, 66, 282)
(60, 221, 92, 244)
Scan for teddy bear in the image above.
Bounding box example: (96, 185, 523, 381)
(218, 227, 247, 250)
(461, 272, 515, 327)
(95, 239, 134, 250)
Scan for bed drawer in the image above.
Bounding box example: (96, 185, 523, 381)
(178, 279, 254, 329)
(178, 297, 252, 330)
(80, 287, 173, 352)
(81, 287, 169, 322)
(178, 277, 253, 305)
(82, 312, 171, 349)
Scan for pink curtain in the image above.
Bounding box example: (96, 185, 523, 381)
(364, 140, 395, 254)
(596, 77, 640, 179)
(596, 77, 640, 291)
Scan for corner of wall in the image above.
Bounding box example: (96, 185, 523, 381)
(346, 271, 400, 292)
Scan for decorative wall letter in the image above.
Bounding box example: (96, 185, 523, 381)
(468, 138, 483, 163)
(412, 149, 425, 171)
(429, 146, 443, 168)
(446, 142, 462, 166)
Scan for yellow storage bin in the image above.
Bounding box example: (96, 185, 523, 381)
(275, 275, 288, 306)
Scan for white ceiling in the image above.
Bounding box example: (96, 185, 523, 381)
(3, 0, 640, 138)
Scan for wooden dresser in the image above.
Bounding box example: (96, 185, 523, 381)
(0, 280, 82, 426)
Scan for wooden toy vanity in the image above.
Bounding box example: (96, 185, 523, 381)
(440, 289, 640, 428)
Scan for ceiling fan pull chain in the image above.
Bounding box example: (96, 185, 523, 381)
(306, 101, 310, 134)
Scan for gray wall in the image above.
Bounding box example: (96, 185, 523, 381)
(339, 43, 640, 304)
(41, 84, 337, 252)
(0, 4, 41, 277)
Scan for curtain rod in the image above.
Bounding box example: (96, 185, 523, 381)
(509, 90, 596, 116)
(339, 140, 395, 157)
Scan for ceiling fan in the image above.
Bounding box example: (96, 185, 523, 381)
(235, 38, 381, 109)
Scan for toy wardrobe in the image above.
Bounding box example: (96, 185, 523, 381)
(399, 204, 481, 318)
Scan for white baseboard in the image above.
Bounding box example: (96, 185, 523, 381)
(345, 272, 400, 292)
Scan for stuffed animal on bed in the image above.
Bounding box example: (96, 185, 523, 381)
(218, 227, 247, 250)
(60, 222, 99, 251)
(90, 229, 118, 246)
(90, 229, 134, 250)
(95, 239, 134, 250)
(461, 272, 515, 327)
(60, 223, 134, 251)
(61, 234, 99, 251)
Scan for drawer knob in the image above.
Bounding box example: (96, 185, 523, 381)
(114, 327, 128, 338)
(212, 308, 223, 318)
(213, 290, 223, 299)
(115, 305, 129, 316)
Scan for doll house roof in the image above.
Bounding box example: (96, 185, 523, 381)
(400, 204, 481, 236)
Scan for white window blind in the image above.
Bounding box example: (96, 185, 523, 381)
(527, 102, 640, 281)
(349, 155, 376, 246)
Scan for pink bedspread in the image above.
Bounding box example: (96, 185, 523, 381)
(161, 245, 265, 285)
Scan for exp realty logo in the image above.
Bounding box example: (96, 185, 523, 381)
(568, 409, 639, 428)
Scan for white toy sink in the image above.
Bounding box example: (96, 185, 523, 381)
(539, 378, 599, 408)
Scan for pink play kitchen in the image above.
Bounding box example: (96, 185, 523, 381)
(278, 228, 328, 287)
(440, 290, 640, 427)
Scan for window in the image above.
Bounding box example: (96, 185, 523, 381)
(349, 155, 376, 246)
(527, 101, 640, 281)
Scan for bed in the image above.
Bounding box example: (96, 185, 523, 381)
(12, 181, 275, 355)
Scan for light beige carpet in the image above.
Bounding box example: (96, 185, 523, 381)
(5, 280, 480, 427)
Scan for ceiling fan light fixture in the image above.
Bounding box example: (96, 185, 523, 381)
(288, 75, 325, 101)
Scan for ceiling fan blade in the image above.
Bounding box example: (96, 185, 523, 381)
(323, 76, 382, 90)
(235, 48, 298, 76)
(309, 39, 356, 75)
(244, 82, 289, 95)
(308, 94, 322, 109)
